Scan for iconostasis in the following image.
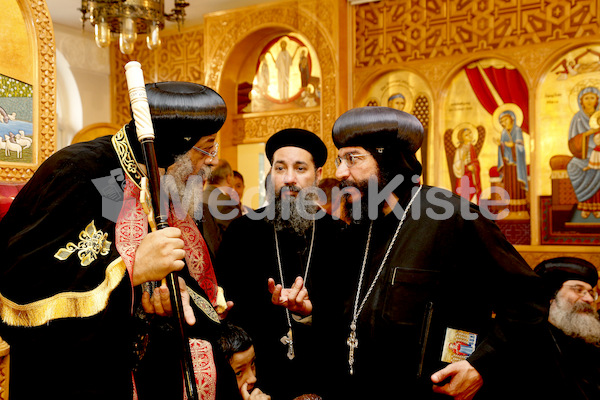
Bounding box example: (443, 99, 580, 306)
(357, 45, 600, 247)
(107, 0, 599, 260)
(538, 46, 600, 245)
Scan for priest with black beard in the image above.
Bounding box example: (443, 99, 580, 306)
(273, 107, 548, 400)
(216, 129, 342, 400)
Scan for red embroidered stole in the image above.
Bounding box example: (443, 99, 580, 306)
(115, 176, 218, 400)
(168, 205, 218, 306)
(116, 178, 148, 280)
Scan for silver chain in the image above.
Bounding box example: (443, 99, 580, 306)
(274, 219, 316, 359)
(347, 185, 422, 374)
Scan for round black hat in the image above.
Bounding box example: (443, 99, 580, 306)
(265, 128, 327, 168)
(332, 106, 424, 153)
(126, 81, 227, 168)
(534, 257, 598, 297)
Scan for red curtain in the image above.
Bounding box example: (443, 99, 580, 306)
(464, 66, 530, 133)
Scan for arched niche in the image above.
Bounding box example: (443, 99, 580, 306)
(219, 28, 324, 144)
(216, 28, 325, 208)
(204, 3, 338, 179)
(0, 0, 56, 182)
(441, 58, 531, 219)
(536, 43, 600, 243)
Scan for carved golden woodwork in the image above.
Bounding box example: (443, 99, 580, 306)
(351, 0, 600, 251)
(0, 0, 56, 183)
(110, 0, 339, 177)
(352, 0, 600, 115)
(111, 28, 205, 126)
(105, 0, 600, 253)
(0, 337, 8, 400)
(351, 0, 600, 112)
(354, 0, 600, 67)
(71, 122, 122, 144)
(233, 110, 321, 144)
(204, 0, 339, 177)
(518, 246, 600, 271)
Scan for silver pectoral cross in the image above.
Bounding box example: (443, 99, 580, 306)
(280, 328, 295, 360)
(347, 322, 358, 375)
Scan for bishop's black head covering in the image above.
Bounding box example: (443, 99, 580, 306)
(534, 257, 598, 299)
(126, 81, 227, 168)
(332, 106, 424, 187)
(265, 128, 327, 168)
(332, 107, 423, 153)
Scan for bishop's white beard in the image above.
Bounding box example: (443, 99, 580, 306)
(164, 153, 210, 219)
(549, 295, 600, 346)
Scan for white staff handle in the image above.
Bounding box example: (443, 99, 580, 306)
(124, 61, 155, 142)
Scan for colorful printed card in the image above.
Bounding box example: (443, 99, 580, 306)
(441, 327, 478, 363)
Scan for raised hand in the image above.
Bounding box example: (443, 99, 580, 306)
(241, 383, 271, 400)
(267, 276, 312, 316)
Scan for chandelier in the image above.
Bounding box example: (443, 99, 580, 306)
(80, 0, 190, 54)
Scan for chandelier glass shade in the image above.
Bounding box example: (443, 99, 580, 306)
(80, 0, 189, 54)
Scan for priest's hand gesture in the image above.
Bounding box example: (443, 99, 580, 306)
(268, 276, 312, 316)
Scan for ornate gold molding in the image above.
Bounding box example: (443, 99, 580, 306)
(111, 28, 205, 126)
(233, 111, 321, 144)
(354, 0, 600, 67)
(0, 0, 56, 182)
(517, 246, 600, 270)
(0, 336, 8, 400)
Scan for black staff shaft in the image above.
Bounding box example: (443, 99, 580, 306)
(140, 139, 199, 400)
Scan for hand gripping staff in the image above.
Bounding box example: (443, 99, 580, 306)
(125, 61, 199, 400)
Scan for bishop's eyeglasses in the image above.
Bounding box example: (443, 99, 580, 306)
(193, 142, 219, 161)
(334, 153, 371, 168)
(563, 284, 598, 301)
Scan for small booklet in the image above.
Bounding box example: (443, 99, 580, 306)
(440, 328, 478, 363)
(417, 302, 480, 380)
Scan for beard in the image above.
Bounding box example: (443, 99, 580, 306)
(341, 167, 389, 224)
(266, 181, 319, 235)
(549, 295, 600, 346)
(163, 153, 210, 219)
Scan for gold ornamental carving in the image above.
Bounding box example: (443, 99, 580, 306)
(205, 1, 337, 91)
(109, 0, 339, 174)
(354, 0, 600, 67)
(233, 111, 321, 144)
(111, 29, 205, 126)
(0, 335, 8, 400)
(204, 0, 339, 174)
(520, 250, 600, 270)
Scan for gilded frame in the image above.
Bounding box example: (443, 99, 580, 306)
(0, 0, 56, 182)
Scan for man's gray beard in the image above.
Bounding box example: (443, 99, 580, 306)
(549, 295, 600, 346)
(266, 187, 319, 235)
(164, 153, 209, 218)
